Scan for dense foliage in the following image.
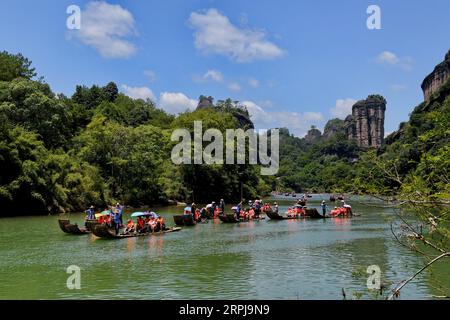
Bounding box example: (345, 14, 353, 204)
(1, 50, 448, 221)
(274, 127, 361, 193)
(0, 52, 268, 215)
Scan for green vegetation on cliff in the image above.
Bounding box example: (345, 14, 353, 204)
(275, 126, 360, 193)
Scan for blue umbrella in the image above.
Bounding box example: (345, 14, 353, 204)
(131, 211, 150, 217)
(149, 211, 159, 218)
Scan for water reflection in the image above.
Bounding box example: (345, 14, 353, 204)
(147, 235, 164, 254)
(332, 217, 352, 230)
(0, 197, 437, 299)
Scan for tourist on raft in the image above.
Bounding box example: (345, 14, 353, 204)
(330, 201, 353, 217)
(273, 202, 279, 214)
(200, 207, 207, 220)
(136, 216, 145, 233)
(124, 219, 135, 234)
(342, 201, 353, 216)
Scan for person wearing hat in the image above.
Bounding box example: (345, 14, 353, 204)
(342, 201, 353, 216)
(219, 199, 225, 215)
(115, 202, 124, 226)
(85, 205, 95, 220)
(321, 200, 327, 217)
(273, 202, 279, 214)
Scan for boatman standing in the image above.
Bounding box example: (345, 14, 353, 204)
(113, 210, 121, 235)
(273, 202, 279, 214)
(254, 200, 261, 219)
(115, 203, 124, 226)
(219, 199, 225, 214)
(86, 205, 95, 220)
(321, 200, 327, 217)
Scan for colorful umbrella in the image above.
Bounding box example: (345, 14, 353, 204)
(131, 211, 151, 217)
(94, 210, 112, 218)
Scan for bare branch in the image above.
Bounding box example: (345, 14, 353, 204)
(387, 252, 450, 300)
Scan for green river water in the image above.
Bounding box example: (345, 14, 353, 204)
(0, 195, 446, 299)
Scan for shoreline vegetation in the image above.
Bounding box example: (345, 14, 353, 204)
(1, 50, 449, 298)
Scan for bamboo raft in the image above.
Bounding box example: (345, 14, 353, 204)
(266, 208, 329, 220)
(58, 219, 98, 235)
(92, 224, 182, 239)
(219, 213, 265, 223)
(173, 214, 196, 226)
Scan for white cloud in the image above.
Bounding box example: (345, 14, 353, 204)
(143, 70, 157, 82)
(376, 51, 414, 71)
(159, 92, 197, 114)
(390, 84, 407, 91)
(330, 98, 357, 119)
(69, 1, 137, 58)
(304, 112, 324, 121)
(228, 82, 242, 92)
(242, 101, 324, 137)
(203, 69, 224, 82)
(188, 9, 284, 63)
(248, 78, 259, 88)
(121, 85, 156, 101)
(376, 51, 399, 65)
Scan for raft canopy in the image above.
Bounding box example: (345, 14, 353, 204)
(95, 210, 112, 218)
(131, 211, 159, 218)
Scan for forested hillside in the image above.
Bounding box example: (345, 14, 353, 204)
(0, 51, 270, 215)
(1, 50, 448, 217)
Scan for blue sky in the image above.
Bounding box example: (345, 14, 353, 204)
(1, 0, 449, 136)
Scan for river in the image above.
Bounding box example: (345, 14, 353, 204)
(0, 195, 441, 299)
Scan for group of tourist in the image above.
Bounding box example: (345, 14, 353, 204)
(185, 198, 279, 222)
(85, 203, 167, 235)
(228, 199, 278, 220)
(283, 197, 352, 218)
(125, 215, 166, 234)
(330, 200, 353, 217)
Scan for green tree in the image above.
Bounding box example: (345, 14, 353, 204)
(0, 51, 36, 81)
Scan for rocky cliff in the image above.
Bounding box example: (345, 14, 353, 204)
(344, 95, 386, 148)
(323, 118, 345, 139)
(304, 126, 322, 142)
(421, 50, 450, 101)
(196, 96, 254, 129)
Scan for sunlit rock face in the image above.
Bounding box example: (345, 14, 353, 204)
(344, 95, 386, 148)
(421, 50, 450, 101)
(305, 126, 322, 142)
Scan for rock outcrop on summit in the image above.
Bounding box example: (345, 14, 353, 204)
(421, 50, 450, 101)
(344, 95, 386, 148)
